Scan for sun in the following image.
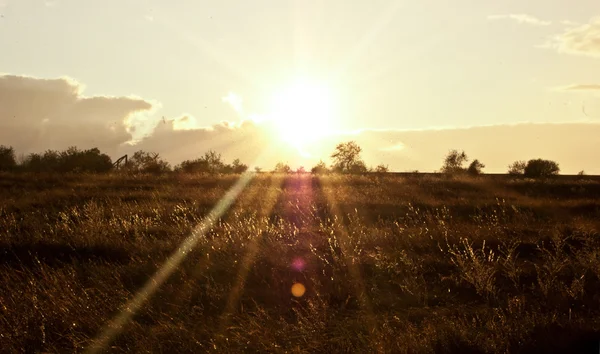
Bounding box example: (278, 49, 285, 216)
(267, 78, 337, 147)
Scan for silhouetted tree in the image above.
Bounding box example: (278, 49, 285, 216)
(467, 159, 485, 175)
(129, 150, 171, 174)
(273, 162, 292, 174)
(0, 145, 17, 172)
(331, 141, 365, 173)
(19, 147, 112, 173)
(311, 160, 329, 175)
(254, 166, 262, 173)
(176, 159, 210, 173)
(231, 159, 248, 174)
(375, 164, 389, 173)
(296, 166, 306, 174)
(508, 160, 527, 175)
(524, 159, 560, 178)
(442, 150, 468, 174)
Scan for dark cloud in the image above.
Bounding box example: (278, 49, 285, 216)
(0, 74, 156, 155)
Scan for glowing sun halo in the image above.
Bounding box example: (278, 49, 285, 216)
(268, 78, 336, 147)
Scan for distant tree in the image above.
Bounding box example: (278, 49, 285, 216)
(442, 150, 468, 174)
(311, 160, 329, 175)
(296, 166, 306, 174)
(508, 160, 527, 175)
(129, 150, 171, 174)
(578, 170, 586, 176)
(273, 162, 292, 174)
(201, 150, 224, 173)
(0, 145, 17, 172)
(254, 166, 262, 173)
(349, 160, 368, 174)
(19, 147, 112, 173)
(231, 158, 248, 174)
(331, 141, 365, 174)
(524, 159, 560, 178)
(375, 164, 389, 173)
(467, 159, 485, 176)
(176, 159, 210, 173)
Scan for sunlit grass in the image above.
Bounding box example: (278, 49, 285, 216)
(1, 173, 600, 352)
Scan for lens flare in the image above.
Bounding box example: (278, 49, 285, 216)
(291, 283, 306, 297)
(291, 257, 306, 271)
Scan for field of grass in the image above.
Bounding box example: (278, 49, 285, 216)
(1, 172, 600, 353)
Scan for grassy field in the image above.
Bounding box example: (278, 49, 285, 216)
(1, 172, 600, 353)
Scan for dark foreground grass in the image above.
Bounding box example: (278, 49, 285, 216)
(1, 172, 600, 353)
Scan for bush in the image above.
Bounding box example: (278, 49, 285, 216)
(129, 150, 171, 174)
(442, 150, 468, 174)
(20, 147, 112, 173)
(0, 145, 17, 172)
(524, 159, 560, 178)
(175, 152, 247, 174)
(508, 161, 527, 176)
(467, 159, 485, 176)
(375, 164, 389, 173)
(311, 160, 329, 175)
(273, 162, 292, 174)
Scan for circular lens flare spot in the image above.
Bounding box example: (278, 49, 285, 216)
(291, 283, 306, 297)
(291, 257, 305, 271)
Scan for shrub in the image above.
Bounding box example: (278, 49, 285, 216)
(524, 159, 560, 178)
(0, 145, 17, 172)
(467, 159, 485, 176)
(508, 161, 526, 175)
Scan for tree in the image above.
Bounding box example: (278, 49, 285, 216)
(129, 150, 171, 174)
(0, 145, 17, 172)
(375, 164, 389, 173)
(524, 159, 560, 178)
(508, 160, 527, 175)
(296, 166, 306, 174)
(467, 159, 485, 175)
(231, 159, 248, 174)
(442, 150, 468, 174)
(273, 162, 292, 174)
(331, 141, 365, 173)
(311, 160, 329, 175)
(254, 166, 262, 173)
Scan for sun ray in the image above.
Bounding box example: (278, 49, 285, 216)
(316, 175, 383, 353)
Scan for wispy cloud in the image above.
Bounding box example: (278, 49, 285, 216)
(379, 142, 404, 152)
(547, 17, 600, 58)
(554, 84, 600, 91)
(488, 14, 551, 26)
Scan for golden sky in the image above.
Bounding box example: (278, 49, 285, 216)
(1, 0, 600, 172)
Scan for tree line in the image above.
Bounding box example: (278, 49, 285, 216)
(0, 143, 567, 178)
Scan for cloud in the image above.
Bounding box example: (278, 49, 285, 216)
(554, 84, 600, 91)
(144, 15, 154, 22)
(222, 92, 244, 115)
(0, 74, 157, 155)
(488, 14, 551, 26)
(114, 120, 600, 175)
(2, 74, 600, 174)
(549, 17, 600, 58)
(379, 142, 404, 152)
(561, 20, 580, 27)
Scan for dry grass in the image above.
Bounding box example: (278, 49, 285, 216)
(1, 172, 600, 353)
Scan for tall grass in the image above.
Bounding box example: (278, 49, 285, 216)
(0, 173, 599, 352)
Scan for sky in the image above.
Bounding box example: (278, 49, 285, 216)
(1, 0, 600, 173)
